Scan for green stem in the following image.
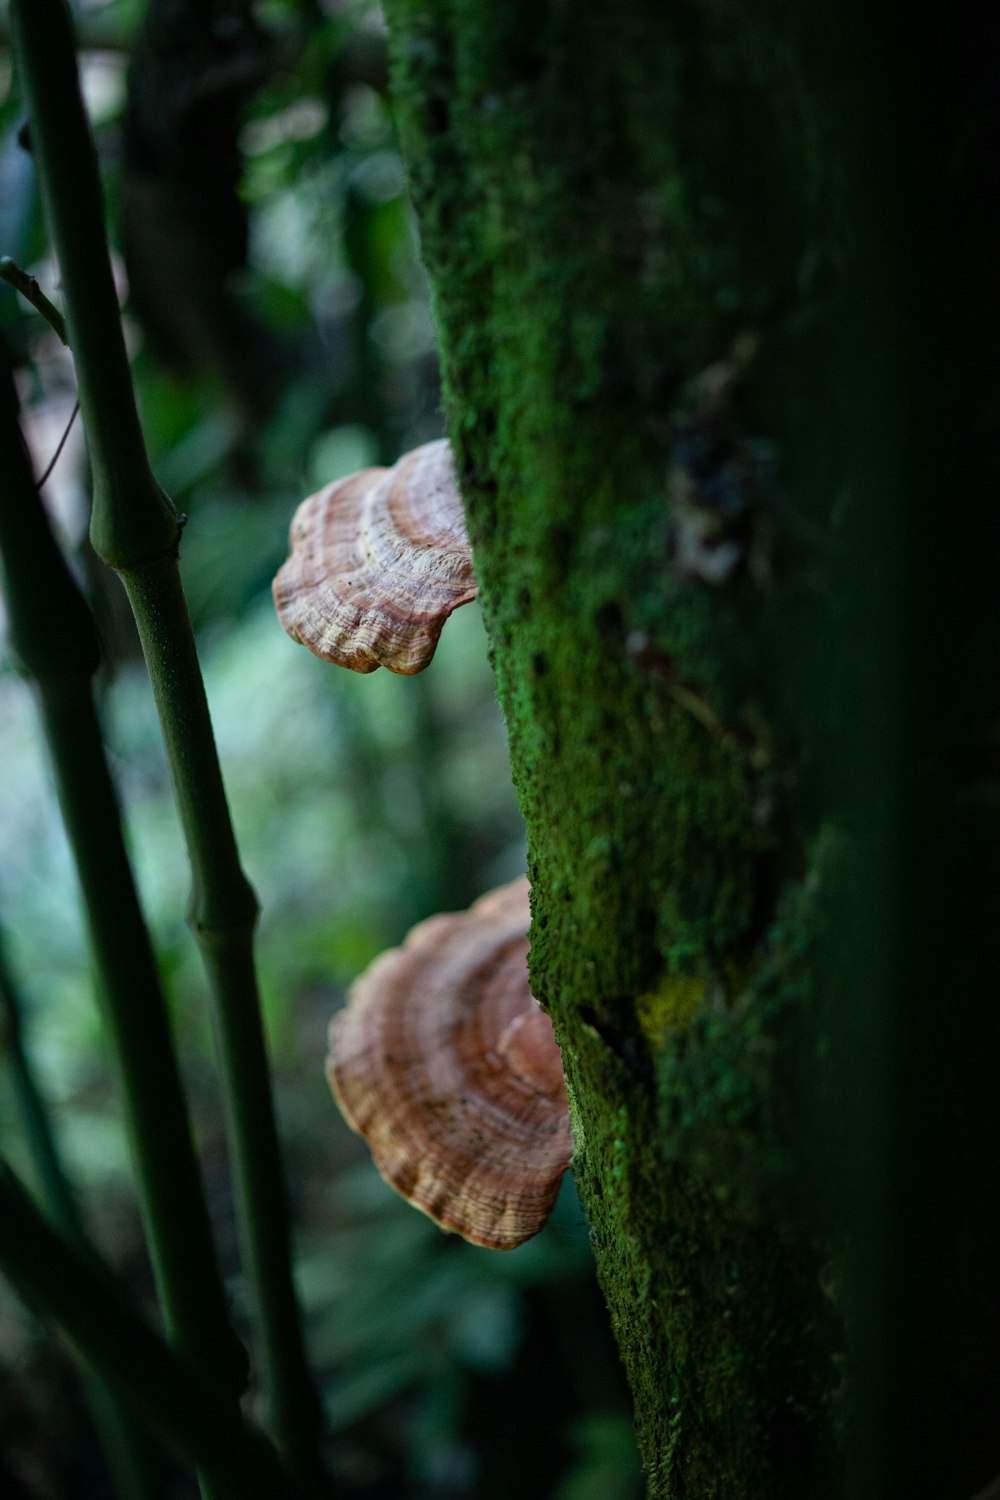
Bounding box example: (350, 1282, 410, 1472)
(8, 0, 325, 1477)
(121, 558, 326, 1480)
(37, 679, 251, 1388)
(0, 1159, 305, 1500)
(0, 346, 247, 1453)
(0, 929, 163, 1500)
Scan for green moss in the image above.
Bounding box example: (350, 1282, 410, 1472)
(383, 1, 849, 1493)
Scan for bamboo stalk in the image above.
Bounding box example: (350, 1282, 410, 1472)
(119, 559, 326, 1480)
(0, 1158, 304, 1500)
(0, 929, 163, 1500)
(0, 343, 247, 1496)
(7, 0, 325, 1478)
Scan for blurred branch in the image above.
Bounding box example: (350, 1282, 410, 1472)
(0, 925, 163, 1500)
(0, 929, 77, 1245)
(7, 0, 327, 1483)
(120, 0, 277, 414)
(0, 1158, 306, 1500)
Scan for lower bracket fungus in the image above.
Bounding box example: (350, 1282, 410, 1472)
(272, 438, 477, 673)
(326, 877, 573, 1250)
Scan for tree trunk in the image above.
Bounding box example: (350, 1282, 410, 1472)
(381, 3, 1000, 1496)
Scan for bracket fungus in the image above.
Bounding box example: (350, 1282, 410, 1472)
(272, 438, 477, 673)
(326, 877, 573, 1250)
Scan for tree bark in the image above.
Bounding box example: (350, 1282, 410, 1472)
(380, 3, 1000, 1496)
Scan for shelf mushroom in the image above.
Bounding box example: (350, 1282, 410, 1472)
(272, 438, 477, 673)
(326, 877, 573, 1249)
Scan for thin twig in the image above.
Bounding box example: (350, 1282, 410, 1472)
(37, 399, 80, 487)
(0, 255, 69, 344)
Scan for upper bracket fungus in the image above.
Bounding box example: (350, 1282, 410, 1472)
(326, 877, 573, 1250)
(272, 438, 477, 673)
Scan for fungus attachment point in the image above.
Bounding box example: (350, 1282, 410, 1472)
(272, 438, 477, 673)
(326, 878, 573, 1249)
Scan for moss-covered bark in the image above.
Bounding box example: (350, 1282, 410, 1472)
(381, 3, 1000, 1495)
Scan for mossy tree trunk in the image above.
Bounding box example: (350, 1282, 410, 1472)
(381, 3, 1000, 1497)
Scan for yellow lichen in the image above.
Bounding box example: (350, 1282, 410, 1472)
(636, 975, 706, 1046)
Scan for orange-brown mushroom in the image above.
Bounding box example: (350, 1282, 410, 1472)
(272, 438, 477, 674)
(326, 877, 573, 1249)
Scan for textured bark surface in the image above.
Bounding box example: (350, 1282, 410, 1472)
(381, 4, 1000, 1496)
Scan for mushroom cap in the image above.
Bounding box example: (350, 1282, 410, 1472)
(326, 877, 573, 1250)
(272, 438, 477, 673)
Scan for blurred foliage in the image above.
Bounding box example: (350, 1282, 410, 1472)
(0, 1, 639, 1496)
